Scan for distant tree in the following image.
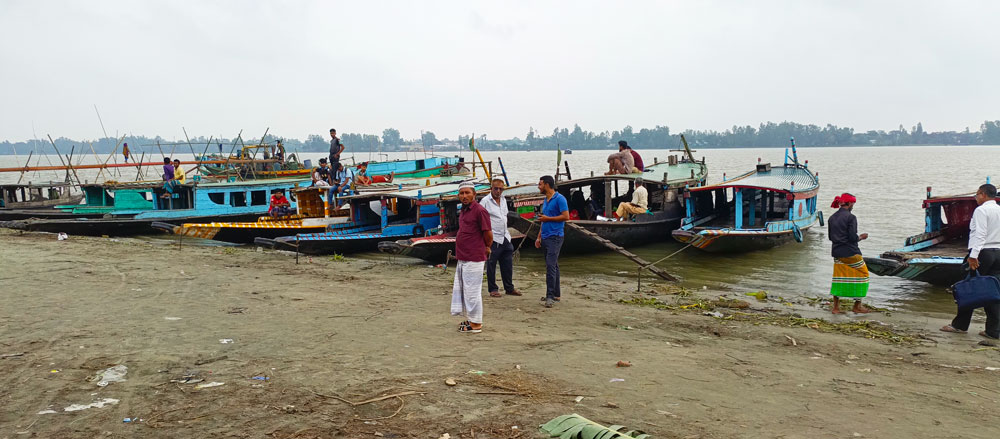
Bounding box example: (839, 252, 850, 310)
(421, 131, 438, 147)
(382, 128, 402, 150)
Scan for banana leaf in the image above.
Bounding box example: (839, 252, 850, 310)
(540, 414, 649, 439)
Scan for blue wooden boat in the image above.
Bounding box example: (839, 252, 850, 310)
(672, 139, 820, 253)
(265, 181, 488, 255)
(865, 187, 999, 286)
(3, 178, 310, 236)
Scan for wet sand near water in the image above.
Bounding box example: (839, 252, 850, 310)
(1, 228, 999, 438)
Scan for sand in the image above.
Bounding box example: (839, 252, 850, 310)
(1, 228, 999, 438)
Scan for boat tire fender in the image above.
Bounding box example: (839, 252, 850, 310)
(817, 210, 825, 227)
(413, 224, 425, 237)
(792, 224, 803, 243)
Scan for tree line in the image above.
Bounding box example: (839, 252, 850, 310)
(2, 121, 1000, 155)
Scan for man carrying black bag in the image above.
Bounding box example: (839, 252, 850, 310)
(941, 183, 1000, 339)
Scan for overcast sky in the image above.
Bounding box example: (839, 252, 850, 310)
(1, 0, 997, 142)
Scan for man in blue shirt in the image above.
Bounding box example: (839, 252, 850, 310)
(334, 163, 355, 206)
(535, 175, 569, 308)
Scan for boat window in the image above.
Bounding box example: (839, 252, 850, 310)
(208, 192, 225, 204)
(231, 192, 247, 207)
(250, 190, 267, 206)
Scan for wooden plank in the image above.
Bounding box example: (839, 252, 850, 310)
(565, 222, 677, 281)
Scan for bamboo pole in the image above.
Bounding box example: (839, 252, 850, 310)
(47, 135, 82, 186)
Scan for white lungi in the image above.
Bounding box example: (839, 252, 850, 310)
(451, 260, 485, 324)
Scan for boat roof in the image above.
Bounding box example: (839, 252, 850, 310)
(342, 180, 490, 201)
(0, 181, 73, 188)
(924, 193, 1000, 207)
(503, 160, 707, 198)
(691, 164, 818, 193)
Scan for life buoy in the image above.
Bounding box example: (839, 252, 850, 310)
(817, 210, 825, 227)
(792, 224, 803, 243)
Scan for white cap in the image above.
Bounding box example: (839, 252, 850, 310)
(459, 181, 476, 190)
(491, 175, 506, 183)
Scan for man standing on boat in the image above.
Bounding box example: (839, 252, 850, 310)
(615, 177, 647, 221)
(536, 175, 569, 308)
(481, 176, 522, 298)
(941, 183, 1000, 340)
(122, 143, 130, 163)
(451, 181, 493, 333)
(329, 128, 344, 171)
(828, 193, 870, 314)
(619, 141, 643, 172)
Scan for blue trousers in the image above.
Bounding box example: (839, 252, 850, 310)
(542, 235, 564, 299)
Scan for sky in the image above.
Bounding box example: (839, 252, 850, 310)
(1, 0, 998, 142)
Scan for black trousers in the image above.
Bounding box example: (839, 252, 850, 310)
(486, 238, 515, 294)
(951, 248, 1000, 338)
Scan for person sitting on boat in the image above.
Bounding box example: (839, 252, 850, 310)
(615, 177, 648, 221)
(354, 162, 394, 185)
(941, 183, 1000, 340)
(828, 193, 871, 314)
(172, 159, 186, 184)
(619, 140, 644, 172)
(274, 139, 285, 169)
(161, 158, 177, 199)
(335, 163, 354, 196)
(268, 189, 292, 218)
(605, 151, 634, 175)
(312, 158, 333, 187)
(354, 162, 373, 185)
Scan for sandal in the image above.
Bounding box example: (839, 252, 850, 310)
(979, 331, 999, 340)
(458, 322, 482, 333)
(939, 325, 967, 334)
(489, 291, 502, 297)
(506, 290, 523, 296)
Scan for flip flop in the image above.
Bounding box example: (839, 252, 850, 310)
(489, 291, 502, 297)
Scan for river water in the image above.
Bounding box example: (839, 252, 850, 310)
(3, 145, 998, 312)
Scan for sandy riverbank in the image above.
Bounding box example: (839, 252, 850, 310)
(1, 229, 999, 439)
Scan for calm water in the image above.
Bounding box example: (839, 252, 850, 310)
(4, 145, 998, 312)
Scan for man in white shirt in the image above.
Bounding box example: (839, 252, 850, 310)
(480, 176, 521, 298)
(615, 178, 648, 221)
(941, 183, 1000, 340)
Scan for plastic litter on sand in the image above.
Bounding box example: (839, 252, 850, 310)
(195, 381, 225, 389)
(94, 365, 127, 387)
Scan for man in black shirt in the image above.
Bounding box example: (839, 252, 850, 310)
(828, 193, 870, 314)
(329, 128, 344, 171)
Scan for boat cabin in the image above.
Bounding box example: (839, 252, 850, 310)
(0, 182, 80, 209)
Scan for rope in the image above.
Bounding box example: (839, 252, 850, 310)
(643, 243, 692, 269)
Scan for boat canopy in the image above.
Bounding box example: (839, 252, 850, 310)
(691, 165, 818, 195)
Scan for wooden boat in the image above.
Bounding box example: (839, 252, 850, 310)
(503, 154, 708, 254)
(0, 182, 87, 220)
(264, 181, 489, 255)
(198, 144, 311, 179)
(865, 187, 999, 286)
(2, 178, 310, 236)
(672, 140, 820, 253)
(0, 182, 81, 209)
(151, 187, 350, 243)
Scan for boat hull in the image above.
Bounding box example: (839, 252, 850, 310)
(6, 213, 266, 237)
(0, 208, 105, 221)
(275, 234, 396, 255)
(507, 213, 679, 254)
(378, 232, 526, 263)
(672, 226, 806, 253)
(864, 255, 966, 287)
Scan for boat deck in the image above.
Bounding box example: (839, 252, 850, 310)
(883, 240, 968, 260)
